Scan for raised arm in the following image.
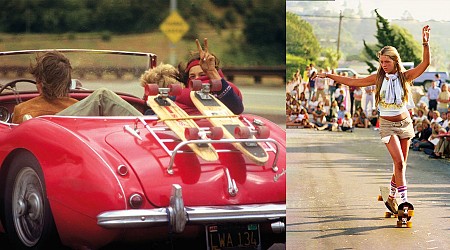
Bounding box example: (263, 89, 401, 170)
(405, 25, 430, 81)
(316, 72, 376, 88)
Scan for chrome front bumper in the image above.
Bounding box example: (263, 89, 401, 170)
(97, 184, 285, 233)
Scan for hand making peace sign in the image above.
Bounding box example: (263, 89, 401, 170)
(195, 38, 217, 73)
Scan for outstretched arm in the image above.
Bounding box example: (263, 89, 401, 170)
(405, 25, 430, 81)
(316, 72, 376, 87)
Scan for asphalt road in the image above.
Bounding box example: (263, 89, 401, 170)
(287, 127, 450, 249)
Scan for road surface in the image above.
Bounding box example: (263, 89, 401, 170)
(287, 128, 450, 249)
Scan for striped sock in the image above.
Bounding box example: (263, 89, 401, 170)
(397, 185, 408, 203)
(389, 181, 397, 199)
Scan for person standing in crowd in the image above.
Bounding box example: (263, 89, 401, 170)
(364, 84, 376, 116)
(437, 83, 450, 115)
(434, 73, 443, 88)
(308, 63, 317, 101)
(316, 25, 431, 215)
(328, 68, 337, 103)
(427, 80, 441, 111)
(354, 86, 363, 113)
(315, 69, 327, 102)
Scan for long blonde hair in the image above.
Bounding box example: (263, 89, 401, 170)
(375, 46, 411, 106)
(140, 63, 183, 88)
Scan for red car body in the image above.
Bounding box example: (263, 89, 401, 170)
(0, 50, 286, 249)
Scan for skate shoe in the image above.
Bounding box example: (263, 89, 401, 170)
(385, 197, 398, 214)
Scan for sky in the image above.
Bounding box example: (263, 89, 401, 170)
(287, 0, 450, 22)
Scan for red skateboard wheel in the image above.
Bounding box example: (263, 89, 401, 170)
(145, 83, 159, 96)
(210, 79, 222, 92)
(209, 127, 223, 140)
(234, 126, 250, 139)
(255, 126, 270, 139)
(184, 127, 199, 140)
(169, 83, 182, 96)
(191, 80, 203, 91)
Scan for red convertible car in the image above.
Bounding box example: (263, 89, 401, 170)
(0, 49, 286, 249)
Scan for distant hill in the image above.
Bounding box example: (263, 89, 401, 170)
(297, 13, 450, 72)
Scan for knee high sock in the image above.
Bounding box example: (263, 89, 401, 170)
(397, 186, 408, 203)
(389, 181, 397, 199)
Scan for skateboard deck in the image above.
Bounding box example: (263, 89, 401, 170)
(397, 202, 414, 228)
(377, 186, 398, 218)
(189, 80, 269, 165)
(146, 84, 218, 162)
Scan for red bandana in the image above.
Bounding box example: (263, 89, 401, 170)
(185, 59, 200, 73)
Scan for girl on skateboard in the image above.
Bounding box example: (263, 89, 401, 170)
(315, 25, 431, 213)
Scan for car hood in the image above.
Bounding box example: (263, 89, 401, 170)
(104, 117, 286, 208)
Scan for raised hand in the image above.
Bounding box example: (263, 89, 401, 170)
(422, 25, 430, 43)
(195, 38, 216, 72)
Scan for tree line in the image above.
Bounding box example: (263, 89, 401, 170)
(287, 10, 422, 79)
(0, 0, 285, 66)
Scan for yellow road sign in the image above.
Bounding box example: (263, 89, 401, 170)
(159, 11, 190, 44)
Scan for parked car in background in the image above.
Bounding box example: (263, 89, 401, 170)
(0, 49, 286, 250)
(413, 71, 449, 90)
(335, 68, 360, 78)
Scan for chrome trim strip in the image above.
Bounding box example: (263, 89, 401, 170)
(97, 203, 285, 229)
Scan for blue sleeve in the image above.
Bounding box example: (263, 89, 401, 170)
(214, 78, 244, 114)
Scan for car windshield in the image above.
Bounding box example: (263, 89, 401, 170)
(0, 49, 156, 97)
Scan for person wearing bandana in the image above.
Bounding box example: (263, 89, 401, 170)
(175, 38, 244, 115)
(315, 25, 431, 216)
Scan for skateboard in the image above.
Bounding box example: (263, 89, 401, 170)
(377, 186, 398, 218)
(145, 83, 220, 162)
(189, 79, 269, 165)
(397, 202, 414, 228)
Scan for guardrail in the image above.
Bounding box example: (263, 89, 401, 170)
(0, 65, 286, 85)
(222, 66, 286, 84)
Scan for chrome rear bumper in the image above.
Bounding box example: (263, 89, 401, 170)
(97, 184, 285, 233)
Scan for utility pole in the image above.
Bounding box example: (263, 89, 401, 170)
(169, 0, 177, 65)
(337, 11, 343, 59)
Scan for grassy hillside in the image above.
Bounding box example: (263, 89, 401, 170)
(0, 28, 240, 67)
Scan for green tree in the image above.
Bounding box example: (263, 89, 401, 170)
(363, 9, 421, 73)
(286, 12, 320, 79)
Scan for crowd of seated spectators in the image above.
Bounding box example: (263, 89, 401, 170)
(286, 65, 377, 132)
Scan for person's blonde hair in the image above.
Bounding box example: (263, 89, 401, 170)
(375, 46, 411, 106)
(140, 63, 183, 88)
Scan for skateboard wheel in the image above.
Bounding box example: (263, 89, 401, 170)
(169, 83, 182, 96)
(235, 126, 251, 139)
(191, 80, 203, 91)
(184, 127, 199, 140)
(210, 79, 222, 92)
(406, 221, 412, 228)
(384, 212, 392, 218)
(377, 195, 383, 201)
(145, 84, 159, 96)
(209, 127, 223, 140)
(408, 210, 414, 217)
(255, 126, 270, 139)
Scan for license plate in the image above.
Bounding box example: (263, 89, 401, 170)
(206, 224, 260, 250)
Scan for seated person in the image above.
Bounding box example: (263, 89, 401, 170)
(13, 51, 142, 124)
(341, 112, 353, 132)
(175, 38, 243, 115)
(312, 102, 326, 126)
(139, 63, 184, 115)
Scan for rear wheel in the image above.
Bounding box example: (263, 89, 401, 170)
(4, 152, 59, 249)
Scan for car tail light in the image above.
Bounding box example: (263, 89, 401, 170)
(129, 193, 144, 208)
